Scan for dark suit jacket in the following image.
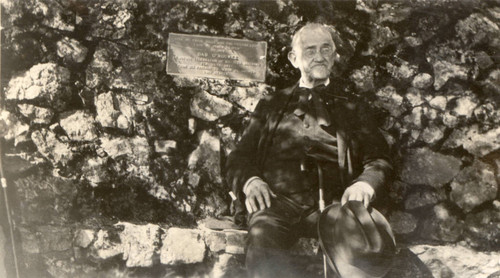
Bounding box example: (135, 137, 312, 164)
(225, 79, 393, 218)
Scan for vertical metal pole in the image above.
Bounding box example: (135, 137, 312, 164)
(317, 164, 328, 278)
(0, 144, 21, 278)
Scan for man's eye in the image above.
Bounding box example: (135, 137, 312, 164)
(321, 47, 333, 55)
(305, 49, 315, 57)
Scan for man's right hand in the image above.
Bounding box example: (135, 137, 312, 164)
(243, 178, 276, 213)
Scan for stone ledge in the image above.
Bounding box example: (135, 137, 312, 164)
(20, 222, 500, 278)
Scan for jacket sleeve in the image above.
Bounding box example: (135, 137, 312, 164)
(349, 100, 394, 194)
(225, 96, 271, 200)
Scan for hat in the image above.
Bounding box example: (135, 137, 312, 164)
(317, 201, 396, 278)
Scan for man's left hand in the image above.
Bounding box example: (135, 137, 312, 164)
(341, 181, 375, 208)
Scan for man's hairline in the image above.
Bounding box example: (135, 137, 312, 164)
(290, 23, 336, 53)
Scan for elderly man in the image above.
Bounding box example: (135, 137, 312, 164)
(226, 23, 393, 277)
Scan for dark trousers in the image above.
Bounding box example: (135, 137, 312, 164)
(245, 194, 321, 278)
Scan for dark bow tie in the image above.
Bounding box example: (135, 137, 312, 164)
(293, 85, 332, 127)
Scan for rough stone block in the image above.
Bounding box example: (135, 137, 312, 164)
(160, 228, 206, 265)
(388, 211, 417, 235)
(57, 37, 88, 63)
(450, 160, 497, 213)
(190, 91, 233, 121)
(400, 148, 461, 188)
(188, 131, 222, 184)
(204, 231, 227, 253)
(59, 110, 98, 141)
(225, 231, 246, 255)
(17, 104, 54, 124)
(410, 244, 500, 278)
(91, 230, 122, 260)
(117, 222, 161, 267)
(74, 229, 95, 248)
(420, 204, 464, 242)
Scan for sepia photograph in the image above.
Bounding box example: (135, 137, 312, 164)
(0, 0, 499, 277)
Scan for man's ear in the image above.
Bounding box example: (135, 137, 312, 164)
(288, 51, 298, 68)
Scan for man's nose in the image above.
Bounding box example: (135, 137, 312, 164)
(313, 50, 325, 61)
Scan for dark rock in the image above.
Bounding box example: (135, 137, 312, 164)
(456, 13, 500, 47)
(464, 208, 500, 250)
(367, 24, 399, 53)
(88, 0, 135, 40)
(474, 103, 500, 125)
(450, 160, 497, 213)
(225, 231, 246, 255)
(475, 51, 494, 69)
(36, 225, 73, 252)
(388, 211, 418, 235)
(420, 203, 464, 242)
(400, 148, 461, 188)
(13, 174, 77, 225)
(405, 189, 445, 210)
(188, 131, 222, 184)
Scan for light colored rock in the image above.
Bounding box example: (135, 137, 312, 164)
(57, 37, 88, 63)
(402, 107, 423, 129)
(350, 66, 375, 92)
(421, 123, 445, 144)
(31, 129, 74, 165)
(17, 104, 54, 124)
(386, 61, 417, 82)
(432, 60, 468, 90)
(95, 91, 119, 128)
(34, 1, 75, 31)
(188, 131, 221, 184)
(116, 222, 161, 267)
(400, 148, 461, 188)
(60, 110, 98, 141)
(405, 88, 425, 107)
(442, 111, 459, 128)
(420, 203, 464, 242)
(92, 230, 122, 260)
(74, 229, 95, 248)
(389, 211, 417, 235)
(160, 228, 206, 265)
(210, 253, 244, 278)
(154, 140, 177, 154)
(411, 73, 433, 89)
(229, 86, 264, 112)
(81, 157, 110, 186)
(429, 96, 447, 110)
(6, 63, 72, 110)
(405, 36, 423, 47)
(474, 103, 500, 124)
(100, 136, 150, 165)
(0, 110, 29, 141)
(444, 125, 500, 157)
(452, 94, 478, 118)
(191, 91, 233, 121)
(204, 231, 227, 253)
(482, 69, 500, 95)
(410, 244, 500, 278)
(373, 85, 405, 117)
(450, 160, 497, 213)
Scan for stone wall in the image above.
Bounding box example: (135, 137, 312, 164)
(0, 0, 499, 277)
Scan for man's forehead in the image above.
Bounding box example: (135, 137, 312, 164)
(298, 30, 335, 48)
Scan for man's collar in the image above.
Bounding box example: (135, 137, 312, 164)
(299, 78, 330, 89)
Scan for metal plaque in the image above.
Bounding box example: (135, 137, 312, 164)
(167, 33, 267, 82)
